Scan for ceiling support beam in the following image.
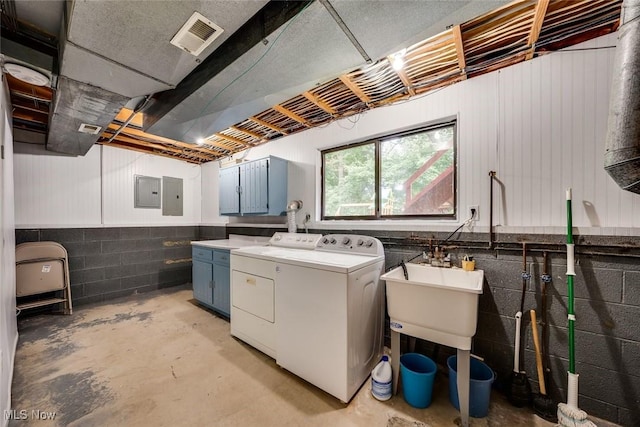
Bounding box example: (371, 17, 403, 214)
(143, 0, 313, 133)
(100, 133, 214, 161)
(526, 0, 550, 60)
(452, 25, 467, 79)
(230, 126, 265, 140)
(104, 123, 221, 155)
(114, 108, 144, 127)
(202, 138, 235, 151)
(339, 75, 371, 104)
(249, 116, 287, 135)
(302, 91, 336, 115)
(215, 132, 251, 147)
(387, 56, 416, 95)
(273, 105, 310, 126)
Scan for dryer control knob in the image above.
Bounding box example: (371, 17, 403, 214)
(365, 240, 374, 247)
(357, 239, 364, 246)
(329, 238, 337, 244)
(342, 237, 351, 246)
(322, 238, 330, 244)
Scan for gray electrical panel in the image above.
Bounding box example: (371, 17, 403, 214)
(134, 175, 161, 209)
(162, 176, 183, 216)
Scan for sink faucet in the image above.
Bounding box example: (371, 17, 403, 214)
(431, 246, 443, 267)
(428, 246, 451, 268)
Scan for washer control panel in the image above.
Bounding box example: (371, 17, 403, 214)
(317, 234, 383, 256)
(269, 232, 323, 249)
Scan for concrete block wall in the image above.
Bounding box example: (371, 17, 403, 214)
(383, 235, 640, 426)
(14, 225, 640, 424)
(16, 226, 196, 306)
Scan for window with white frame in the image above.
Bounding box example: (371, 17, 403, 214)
(321, 121, 456, 219)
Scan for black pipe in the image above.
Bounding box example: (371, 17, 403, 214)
(489, 171, 496, 249)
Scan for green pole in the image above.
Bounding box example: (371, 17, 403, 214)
(566, 189, 575, 374)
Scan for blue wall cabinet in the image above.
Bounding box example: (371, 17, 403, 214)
(192, 246, 231, 316)
(219, 166, 241, 215)
(219, 156, 288, 216)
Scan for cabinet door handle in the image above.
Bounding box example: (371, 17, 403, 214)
(209, 280, 213, 289)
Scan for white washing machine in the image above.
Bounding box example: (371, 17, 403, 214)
(230, 233, 323, 359)
(230, 232, 385, 402)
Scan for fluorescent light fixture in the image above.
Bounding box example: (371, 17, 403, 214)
(196, 138, 206, 145)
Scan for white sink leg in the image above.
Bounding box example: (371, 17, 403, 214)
(391, 329, 400, 395)
(457, 348, 470, 427)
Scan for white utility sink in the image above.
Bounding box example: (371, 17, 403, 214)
(381, 263, 484, 427)
(381, 263, 484, 348)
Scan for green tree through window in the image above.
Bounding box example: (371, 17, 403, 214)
(322, 121, 456, 219)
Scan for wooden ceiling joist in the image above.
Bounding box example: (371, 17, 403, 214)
(526, 0, 550, 59)
(11, 97, 49, 115)
(5, 74, 53, 101)
(12, 109, 49, 124)
(203, 138, 236, 151)
(249, 116, 287, 135)
(104, 123, 218, 157)
(339, 75, 372, 104)
(452, 25, 467, 79)
(214, 132, 251, 147)
(272, 105, 310, 127)
(387, 56, 416, 96)
(101, 132, 215, 162)
(302, 91, 336, 115)
(230, 126, 264, 141)
(114, 108, 144, 127)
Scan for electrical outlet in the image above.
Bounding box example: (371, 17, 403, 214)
(468, 205, 479, 221)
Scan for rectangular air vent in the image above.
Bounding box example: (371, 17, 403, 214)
(78, 123, 102, 135)
(170, 12, 224, 56)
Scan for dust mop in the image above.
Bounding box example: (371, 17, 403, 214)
(557, 189, 595, 427)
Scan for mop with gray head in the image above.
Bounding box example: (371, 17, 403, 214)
(557, 403, 596, 427)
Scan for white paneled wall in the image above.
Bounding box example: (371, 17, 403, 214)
(102, 146, 201, 225)
(204, 33, 639, 234)
(12, 33, 639, 234)
(14, 144, 101, 227)
(201, 161, 227, 225)
(14, 144, 202, 227)
(497, 33, 640, 233)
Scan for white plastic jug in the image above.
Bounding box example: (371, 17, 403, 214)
(371, 355, 392, 401)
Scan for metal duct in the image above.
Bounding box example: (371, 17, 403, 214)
(604, 0, 640, 194)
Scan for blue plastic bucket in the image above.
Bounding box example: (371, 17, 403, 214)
(447, 355, 495, 418)
(400, 353, 437, 408)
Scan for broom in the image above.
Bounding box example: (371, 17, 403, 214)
(557, 188, 595, 426)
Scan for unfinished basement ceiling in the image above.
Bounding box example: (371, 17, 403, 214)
(1, 0, 623, 164)
(143, 0, 511, 142)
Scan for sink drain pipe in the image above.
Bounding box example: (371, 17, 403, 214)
(604, 0, 640, 194)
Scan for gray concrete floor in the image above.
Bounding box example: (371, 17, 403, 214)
(9, 285, 613, 426)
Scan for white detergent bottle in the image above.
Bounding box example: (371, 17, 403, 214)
(371, 355, 392, 401)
